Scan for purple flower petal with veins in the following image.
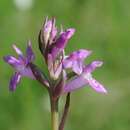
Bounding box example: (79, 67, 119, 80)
(72, 60, 83, 74)
(26, 41, 35, 63)
(63, 49, 92, 74)
(82, 73, 107, 94)
(64, 75, 87, 92)
(12, 44, 25, 61)
(51, 28, 75, 60)
(9, 72, 21, 91)
(43, 18, 53, 45)
(64, 60, 107, 94)
(3, 56, 21, 68)
(12, 44, 23, 56)
(83, 61, 103, 73)
(56, 29, 75, 49)
(87, 76, 107, 93)
(50, 18, 57, 42)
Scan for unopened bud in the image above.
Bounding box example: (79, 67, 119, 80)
(38, 17, 57, 55)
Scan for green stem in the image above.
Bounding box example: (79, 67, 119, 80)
(50, 96, 59, 130)
(59, 93, 70, 130)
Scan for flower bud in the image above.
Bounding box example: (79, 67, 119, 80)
(38, 17, 57, 55)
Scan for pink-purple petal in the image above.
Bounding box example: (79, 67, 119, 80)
(64, 28, 75, 39)
(26, 41, 35, 63)
(87, 77, 107, 94)
(72, 60, 83, 74)
(20, 67, 35, 79)
(64, 75, 87, 93)
(56, 28, 75, 49)
(44, 19, 52, 33)
(73, 49, 92, 59)
(64, 69, 107, 94)
(63, 49, 92, 74)
(9, 72, 21, 91)
(50, 18, 57, 41)
(3, 56, 21, 67)
(51, 28, 75, 60)
(50, 47, 60, 60)
(12, 44, 23, 56)
(63, 58, 73, 68)
(44, 19, 53, 44)
(12, 44, 25, 62)
(84, 61, 103, 73)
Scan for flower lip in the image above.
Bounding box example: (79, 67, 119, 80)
(64, 70, 107, 94)
(63, 58, 107, 94)
(82, 68, 107, 94)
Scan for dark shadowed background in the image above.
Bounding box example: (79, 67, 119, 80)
(0, 0, 130, 130)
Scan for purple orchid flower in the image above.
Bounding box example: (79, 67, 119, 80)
(3, 41, 35, 91)
(63, 49, 92, 75)
(64, 60, 107, 94)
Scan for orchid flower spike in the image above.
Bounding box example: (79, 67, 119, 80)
(3, 17, 108, 130)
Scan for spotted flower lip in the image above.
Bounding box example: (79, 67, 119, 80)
(64, 60, 107, 94)
(3, 41, 35, 91)
(63, 49, 92, 75)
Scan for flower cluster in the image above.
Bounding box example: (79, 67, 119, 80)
(4, 17, 107, 95)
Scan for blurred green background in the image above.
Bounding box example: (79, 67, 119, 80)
(0, 0, 130, 130)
